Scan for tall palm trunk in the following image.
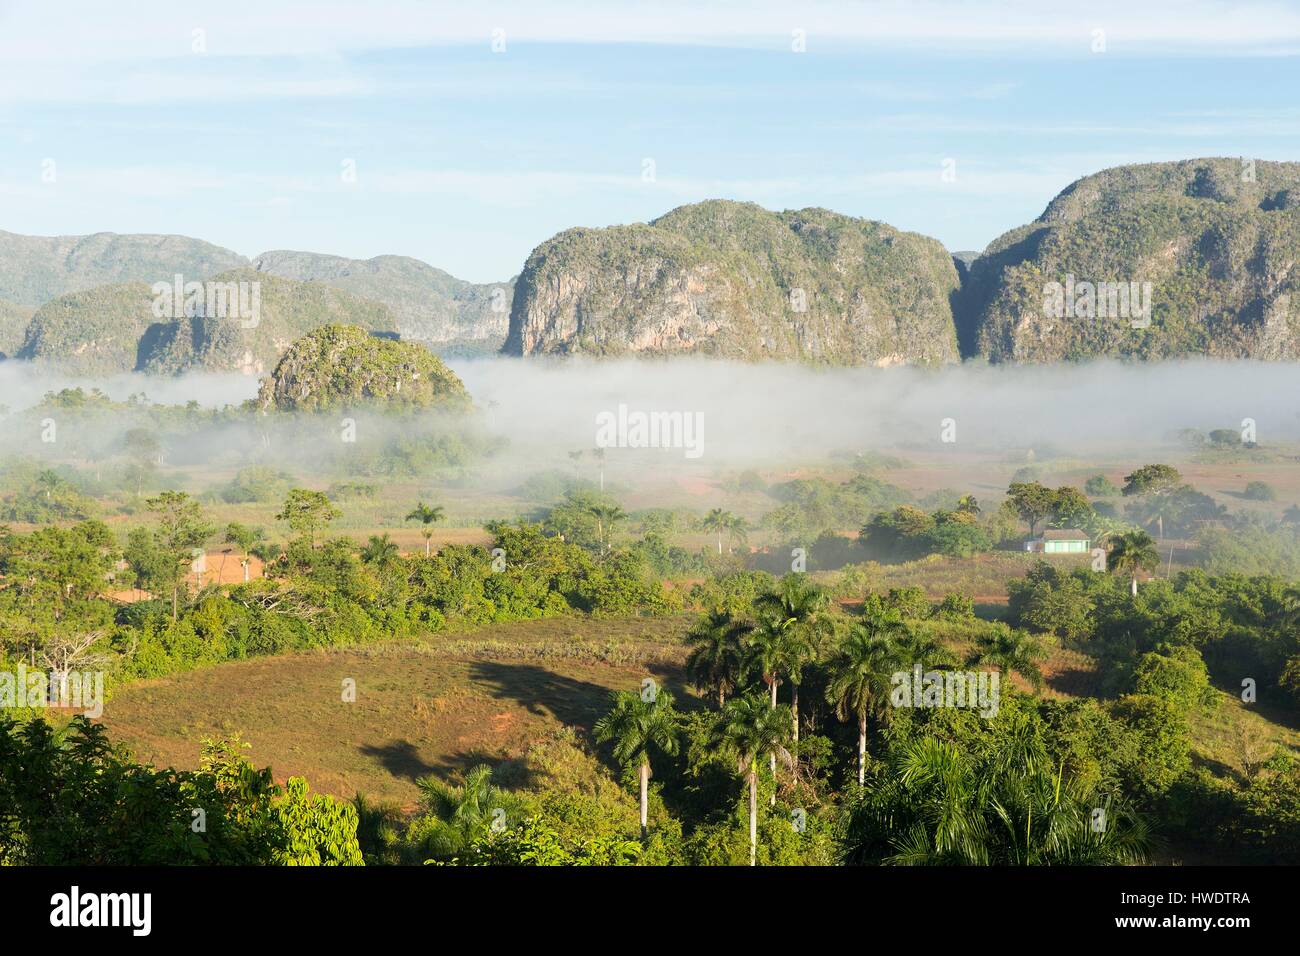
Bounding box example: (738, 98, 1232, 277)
(768, 678, 777, 804)
(639, 761, 649, 839)
(748, 765, 757, 867)
(1130, 575, 1138, 598)
(424, 535, 431, 557)
(792, 682, 800, 743)
(242, 559, 250, 583)
(718, 686, 726, 708)
(858, 714, 867, 786)
(716, 534, 723, 555)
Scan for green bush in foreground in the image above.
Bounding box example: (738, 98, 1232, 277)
(0, 717, 361, 865)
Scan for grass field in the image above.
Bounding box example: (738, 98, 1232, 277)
(97, 603, 1300, 825)
(99, 615, 695, 806)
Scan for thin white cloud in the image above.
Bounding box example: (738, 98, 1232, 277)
(1, 0, 1297, 64)
(0, 160, 1117, 210)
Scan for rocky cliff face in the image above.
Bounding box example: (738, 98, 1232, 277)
(968, 158, 1300, 362)
(503, 200, 961, 365)
(252, 250, 513, 350)
(0, 299, 34, 358)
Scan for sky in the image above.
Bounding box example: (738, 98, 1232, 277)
(1, 0, 1298, 283)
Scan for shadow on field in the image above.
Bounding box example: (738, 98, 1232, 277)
(358, 740, 439, 782)
(1191, 753, 1241, 780)
(468, 661, 629, 730)
(1045, 664, 1104, 698)
(467, 660, 694, 734)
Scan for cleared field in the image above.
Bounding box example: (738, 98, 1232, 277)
(1189, 686, 1300, 776)
(99, 615, 694, 806)
(95, 604, 1300, 854)
(819, 551, 1092, 605)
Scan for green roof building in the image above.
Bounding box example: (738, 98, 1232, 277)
(1024, 529, 1090, 555)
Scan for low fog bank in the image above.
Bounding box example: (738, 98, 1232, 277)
(450, 357, 1300, 466)
(2, 357, 1298, 494)
(0, 363, 260, 410)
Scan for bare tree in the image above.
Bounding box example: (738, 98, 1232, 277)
(36, 630, 108, 703)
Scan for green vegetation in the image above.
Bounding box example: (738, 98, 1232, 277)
(19, 272, 396, 376)
(1244, 480, 1276, 501)
(3, 331, 1300, 871)
(969, 158, 1300, 362)
(256, 324, 471, 412)
(6, 464, 1300, 866)
(0, 717, 360, 864)
(505, 200, 961, 365)
(252, 249, 512, 346)
(1084, 474, 1121, 497)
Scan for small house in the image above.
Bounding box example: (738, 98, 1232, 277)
(1024, 529, 1089, 555)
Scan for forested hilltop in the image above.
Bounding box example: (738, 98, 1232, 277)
(0, 228, 513, 366)
(963, 158, 1300, 361)
(18, 272, 396, 377)
(502, 200, 963, 365)
(507, 159, 1300, 364)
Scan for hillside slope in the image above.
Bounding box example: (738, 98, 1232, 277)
(0, 299, 33, 357)
(0, 229, 246, 307)
(503, 200, 962, 365)
(256, 323, 471, 412)
(967, 158, 1300, 362)
(18, 270, 396, 376)
(252, 250, 513, 349)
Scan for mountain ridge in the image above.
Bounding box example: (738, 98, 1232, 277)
(503, 199, 962, 366)
(4, 156, 1299, 372)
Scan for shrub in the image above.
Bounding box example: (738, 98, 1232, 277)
(1084, 474, 1121, 497)
(1243, 481, 1276, 501)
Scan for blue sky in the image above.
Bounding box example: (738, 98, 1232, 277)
(1, 1, 1299, 282)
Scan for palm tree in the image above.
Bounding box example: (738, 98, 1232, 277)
(351, 793, 407, 865)
(715, 693, 794, 866)
(1128, 492, 1182, 542)
(223, 522, 259, 583)
(701, 508, 734, 555)
(1107, 529, 1159, 598)
(592, 447, 606, 491)
(568, 449, 584, 478)
(746, 616, 789, 711)
(744, 616, 798, 803)
(971, 622, 1046, 691)
(361, 532, 400, 567)
(864, 737, 1151, 865)
(725, 513, 749, 554)
(587, 502, 627, 553)
(594, 689, 680, 839)
(754, 575, 832, 744)
(405, 502, 445, 557)
(887, 737, 992, 864)
(414, 764, 519, 860)
(35, 469, 62, 500)
(685, 609, 751, 707)
(825, 608, 908, 786)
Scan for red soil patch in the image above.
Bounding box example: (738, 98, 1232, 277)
(197, 552, 265, 585)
